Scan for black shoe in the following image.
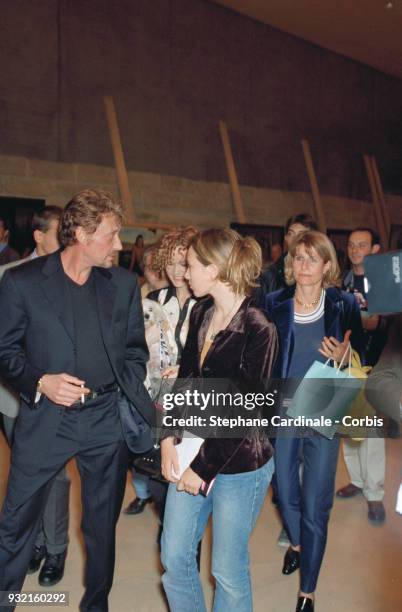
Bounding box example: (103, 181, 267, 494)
(38, 552, 66, 587)
(336, 483, 362, 498)
(296, 596, 314, 611)
(282, 547, 300, 575)
(27, 545, 46, 574)
(124, 497, 152, 515)
(367, 501, 386, 523)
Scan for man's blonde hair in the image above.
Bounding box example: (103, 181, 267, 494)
(59, 189, 123, 247)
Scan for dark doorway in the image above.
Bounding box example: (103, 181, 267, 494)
(0, 197, 45, 257)
(231, 222, 284, 268)
(390, 225, 402, 251)
(327, 229, 350, 275)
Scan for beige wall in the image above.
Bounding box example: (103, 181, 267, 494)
(1, 154, 401, 231)
(2, 2, 402, 202)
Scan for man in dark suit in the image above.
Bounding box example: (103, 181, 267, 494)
(0, 205, 71, 588)
(0, 189, 154, 611)
(0, 216, 19, 265)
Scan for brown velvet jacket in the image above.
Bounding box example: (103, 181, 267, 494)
(166, 296, 278, 485)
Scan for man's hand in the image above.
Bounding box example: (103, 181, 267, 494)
(177, 468, 203, 496)
(161, 437, 180, 483)
(40, 374, 90, 407)
(353, 291, 367, 310)
(361, 313, 380, 331)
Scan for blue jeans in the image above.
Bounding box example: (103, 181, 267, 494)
(161, 458, 274, 612)
(131, 470, 151, 499)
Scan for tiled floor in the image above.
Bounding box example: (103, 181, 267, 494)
(0, 436, 401, 611)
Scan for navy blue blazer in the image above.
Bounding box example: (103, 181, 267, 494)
(264, 285, 364, 379)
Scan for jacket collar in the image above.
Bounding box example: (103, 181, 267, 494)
(40, 251, 116, 347)
(92, 266, 118, 354)
(267, 287, 295, 377)
(269, 284, 342, 312)
(196, 295, 252, 358)
(159, 285, 177, 305)
(40, 252, 74, 343)
(323, 287, 343, 338)
(268, 285, 343, 376)
(41, 250, 113, 280)
(343, 269, 354, 289)
(269, 284, 295, 305)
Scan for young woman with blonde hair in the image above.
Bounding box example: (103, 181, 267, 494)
(161, 228, 278, 612)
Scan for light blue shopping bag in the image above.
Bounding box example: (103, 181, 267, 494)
(286, 348, 363, 439)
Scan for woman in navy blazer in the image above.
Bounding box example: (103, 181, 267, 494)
(264, 231, 363, 612)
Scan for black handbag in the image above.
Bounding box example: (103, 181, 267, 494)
(117, 394, 154, 454)
(130, 376, 175, 480)
(132, 445, 164, 481)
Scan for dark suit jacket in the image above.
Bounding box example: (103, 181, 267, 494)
(0, 250, 154, 470)
(365, 314, 402, 421)
(253, 254, 287, 308)
(264, 285, 364, 378)
(0, 244, 19, 265)
(166, 296, 278, 486)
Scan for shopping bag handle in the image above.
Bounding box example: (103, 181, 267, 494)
(323, 342, 351, 376)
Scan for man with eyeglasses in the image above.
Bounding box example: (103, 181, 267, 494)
(336, 227, 388, 523)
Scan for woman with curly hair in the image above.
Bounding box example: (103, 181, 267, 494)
(150, 227, 199, 372)
(126, 227, 198, 516)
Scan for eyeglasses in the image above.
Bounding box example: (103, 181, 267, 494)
(348, 242, 371, 250)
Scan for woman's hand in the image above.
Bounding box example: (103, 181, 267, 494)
(177, 468, 203, 496)
(161, 365, 180, 379)
(161, 437, 180, 483)
(319, 329, 352, 363)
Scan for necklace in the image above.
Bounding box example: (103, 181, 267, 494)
(209, 297, 243, 341)
(294, 290, 322, 309)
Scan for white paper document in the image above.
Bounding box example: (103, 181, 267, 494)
(173, 433, 204, 478)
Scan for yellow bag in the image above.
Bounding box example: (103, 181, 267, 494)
(337, 351, 374, 441)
